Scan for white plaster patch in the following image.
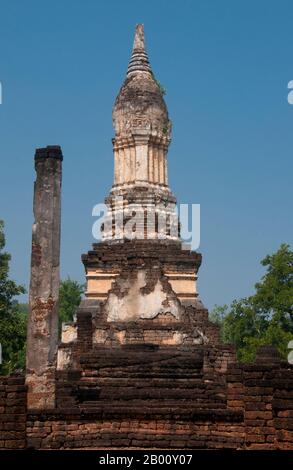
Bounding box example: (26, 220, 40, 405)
(93, 329, 108, 344)
(57, 348, 72, 370)
(160, 332, 183, 345)
(115, 330, 126, 344)
(106, 270, 180, 322)
(61, 323, 77, 344)
(182, 329, 208, 345)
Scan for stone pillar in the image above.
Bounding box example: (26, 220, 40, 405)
(26, 145, 63, 409)
(124, 145, 131, 182)
(118, 147, 124, 184)
(113, 141, 119, 185)
(164, 151, 168, 185)
(159, 147, 164, 184)
(148, 144, 154, 182)
(134, 133, 149, 181)
(153, 147, 159, 183)
(130, 143, 136, 182)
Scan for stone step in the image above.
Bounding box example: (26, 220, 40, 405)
(96, 387, 226, 401)
(79, 399, 227, 411)
(81, 371, 204, 379)
(77, 377, 207, 388)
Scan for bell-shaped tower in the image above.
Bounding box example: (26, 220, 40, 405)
(112, 23, 171, 187)
(57, 24, 215, 373)
(102, 24, 178, 242)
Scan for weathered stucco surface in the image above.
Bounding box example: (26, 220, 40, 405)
(61, 323, 77, 344)
(105, 269, 180, 321)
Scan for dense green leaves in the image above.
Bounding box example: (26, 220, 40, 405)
(210, 244, 293, 362)
(0, 220, 26, 374)
(59, 278, 84, 329)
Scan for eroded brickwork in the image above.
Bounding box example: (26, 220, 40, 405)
(1, 349, 292, 450)
(0, 375, 26, 449)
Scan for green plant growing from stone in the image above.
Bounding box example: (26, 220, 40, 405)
(150, 70, 166, 96)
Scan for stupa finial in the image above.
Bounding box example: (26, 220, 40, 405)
(127, 24, 152, 77)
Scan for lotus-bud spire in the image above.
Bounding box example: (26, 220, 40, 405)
(127, 24, 152, 77)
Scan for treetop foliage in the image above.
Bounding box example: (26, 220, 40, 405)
(210, 243, 293, 362)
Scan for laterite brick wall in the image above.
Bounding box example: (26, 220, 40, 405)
(0, 375, 26, 449)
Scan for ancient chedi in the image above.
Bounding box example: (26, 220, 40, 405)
(57, 24, 209, 368)
(1, 25, 292, 451)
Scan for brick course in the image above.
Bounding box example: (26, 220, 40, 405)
(1, 347, 292, 450)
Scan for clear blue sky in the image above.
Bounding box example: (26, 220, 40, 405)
(0, 0, 292, 309)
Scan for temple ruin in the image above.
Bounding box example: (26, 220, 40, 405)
(0, 24, 292, 450)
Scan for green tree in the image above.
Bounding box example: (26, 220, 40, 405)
(210, 244, 293, 362)
(253, 244, 293, 331)
(208, 304, 230, 342)
(59, 278, 84, 330)
(0, 220, 26, 374)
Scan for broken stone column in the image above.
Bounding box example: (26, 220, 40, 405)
(26, 145, 63, 409)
